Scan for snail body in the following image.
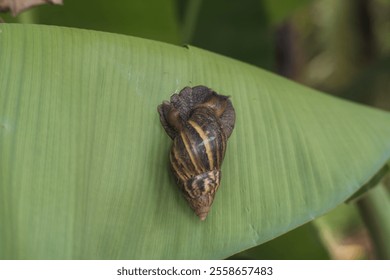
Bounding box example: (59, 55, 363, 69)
(158, 86, 235, 220)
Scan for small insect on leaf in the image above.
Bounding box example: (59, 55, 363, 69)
(157, 86, 235, 221)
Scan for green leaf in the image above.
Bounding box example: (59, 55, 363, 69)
(1, 0, 180, 44)
(263, 0, 312, 24)
(0, 0, 62, 16)
(228, 222, 330, 260)
(1, 24, 390, 259)
(357, 183, 390, 259)
(190, 0, 274, 69)
(346, 163, 389, 203)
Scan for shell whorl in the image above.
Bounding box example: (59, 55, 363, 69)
(181, 170, 220, 221)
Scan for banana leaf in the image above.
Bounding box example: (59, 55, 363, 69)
(1, 24, 390, 259)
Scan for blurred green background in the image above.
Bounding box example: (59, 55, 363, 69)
(1, 0, 389, 259)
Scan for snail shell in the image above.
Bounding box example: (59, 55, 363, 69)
(158, 86, 235, 220)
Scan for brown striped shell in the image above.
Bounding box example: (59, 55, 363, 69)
(158, 86, 235, 220)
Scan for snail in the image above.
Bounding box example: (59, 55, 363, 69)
(157, 86, 235, 220)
